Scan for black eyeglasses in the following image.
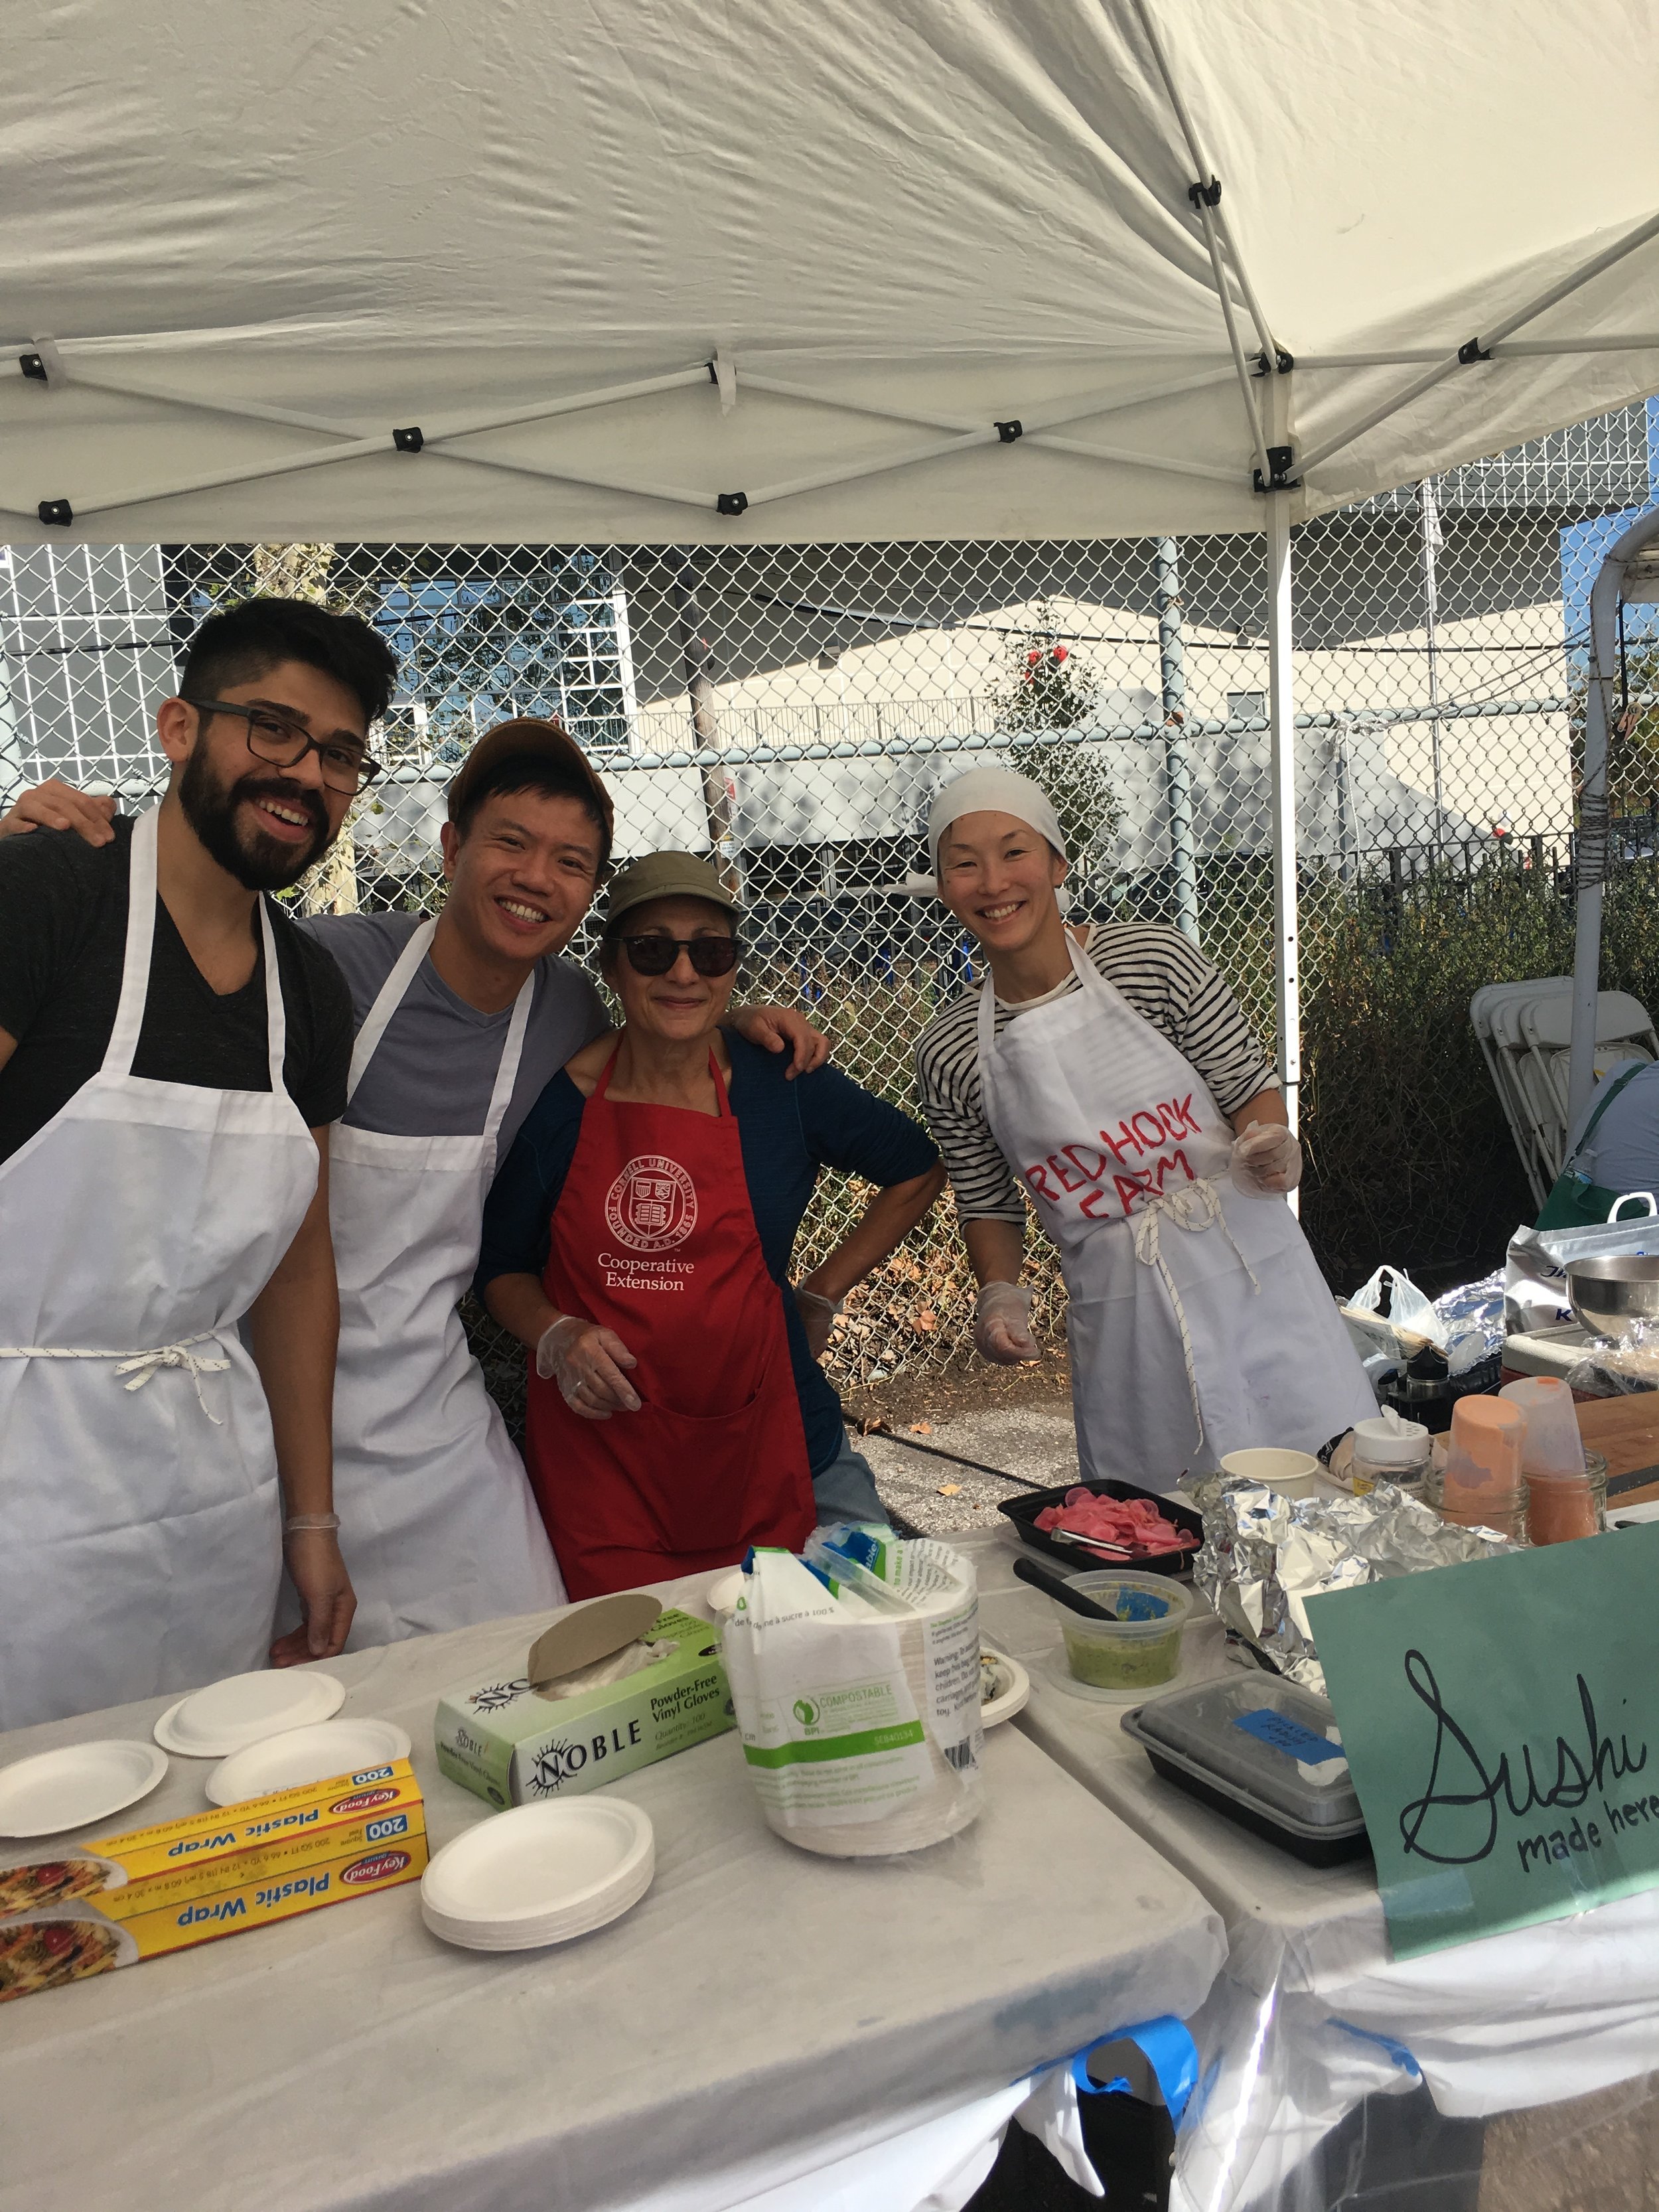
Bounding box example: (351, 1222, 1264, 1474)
(185, 700, 384, 796)
(616, 932, 740, 978)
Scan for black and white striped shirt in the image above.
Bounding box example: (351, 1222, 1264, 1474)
(913, 923, 1277, 1222)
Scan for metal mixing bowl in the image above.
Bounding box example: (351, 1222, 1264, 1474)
(1565, 1254, 1659, 1339)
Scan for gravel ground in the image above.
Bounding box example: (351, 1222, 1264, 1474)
(858, 1404, 1081, 1534)
(1479, 2075, 1659, 2211)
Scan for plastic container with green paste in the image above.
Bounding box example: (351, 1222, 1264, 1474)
(1058, 1572, 1192, 1691)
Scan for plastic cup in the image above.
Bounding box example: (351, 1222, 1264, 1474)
(1499, 1374, 1587, 1479)
(1440, 1395, 1525, 1508)
(1057, 1572, 1192, 1692)
(1218, 1447, 1323, 1498)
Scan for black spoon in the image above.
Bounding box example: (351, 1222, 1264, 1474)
(1012, 1552, 1123, 1623)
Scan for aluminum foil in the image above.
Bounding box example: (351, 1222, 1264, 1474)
(1190, 1477, 1516, 1694)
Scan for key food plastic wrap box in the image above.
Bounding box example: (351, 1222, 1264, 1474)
(0, 1761, 427, 2003)
(435, 1595, 734, 1808)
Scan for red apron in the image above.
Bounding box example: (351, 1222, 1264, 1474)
(525, 1047, 818, 1597)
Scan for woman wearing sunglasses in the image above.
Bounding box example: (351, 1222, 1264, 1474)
(477, 851, 945, 1598)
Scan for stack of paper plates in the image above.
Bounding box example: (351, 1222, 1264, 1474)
(0, 1741, 169, 1838)
(421, 1798, 654, 1952)
(206, 1718, 413, 1807)
(154, 1671, 345, 1759)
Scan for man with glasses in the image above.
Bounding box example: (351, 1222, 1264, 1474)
(0, 597, 382, 1726)
(3, 599, 829, 1676)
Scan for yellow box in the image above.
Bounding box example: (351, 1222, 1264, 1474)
(0, 1760, 427, 2003)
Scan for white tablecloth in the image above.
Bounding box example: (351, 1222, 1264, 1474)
(957, 1525, 1659, 2210)
(0, 1567, 1224, 2212)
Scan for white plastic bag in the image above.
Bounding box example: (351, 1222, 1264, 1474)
(1344, 1266, 1445, 1353)
(1506, 1206, 1659, 1334)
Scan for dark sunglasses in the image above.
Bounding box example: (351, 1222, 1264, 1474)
(616, 932, 739, 978)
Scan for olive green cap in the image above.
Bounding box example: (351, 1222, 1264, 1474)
(603, 849, 740, 930)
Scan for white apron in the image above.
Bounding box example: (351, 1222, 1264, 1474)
(975, 934, 1375, 1491)
(320, 918, 565, 1649)
(0, 807, 319, 1729)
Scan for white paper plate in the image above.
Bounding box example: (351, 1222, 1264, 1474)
(154, 1670, 345, 1758)
(979, 1650, 1031, 1728)
(0, 1740, 169, 1839)
(205, 1718, 412, 1808)
(705, 1569, 746, 1617)
(421, 1798, 654, 1950)
(421, 1845, 657, 1952)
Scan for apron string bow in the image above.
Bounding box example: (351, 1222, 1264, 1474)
(0, 1333, 231, 1422)
(1129, 1179, 1260, 1453)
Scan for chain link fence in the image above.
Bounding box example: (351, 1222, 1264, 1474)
(3, 400, 1656, 1406)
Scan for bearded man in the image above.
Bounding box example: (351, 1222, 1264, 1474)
(0, 598, 380, 1725)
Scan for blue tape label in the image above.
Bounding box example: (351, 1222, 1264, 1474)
(1234, 1708, 1345, 1763)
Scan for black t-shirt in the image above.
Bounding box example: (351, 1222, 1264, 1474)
(0, 818, 354, 1165)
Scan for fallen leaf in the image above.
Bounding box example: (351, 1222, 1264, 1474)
(938, 1483, 962, 1497)
(910, 1421, 933, 1435)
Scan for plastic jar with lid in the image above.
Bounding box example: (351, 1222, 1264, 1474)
(1350, 1410, 1433, 1495)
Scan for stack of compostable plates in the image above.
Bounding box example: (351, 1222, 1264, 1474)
(420, 1798, 655, 1952)
(153, 1670, 346, 1759)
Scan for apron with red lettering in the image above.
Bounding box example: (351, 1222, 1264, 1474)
(977, 933, 1374, 1490)
(524, 1047, 818, 1597)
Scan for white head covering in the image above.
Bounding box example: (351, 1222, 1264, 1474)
(906, 767, 1068, 898)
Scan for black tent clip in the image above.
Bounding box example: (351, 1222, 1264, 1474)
(994, 419, 1023, 444)
(717, 490, 749, 516)
(38, 498, 73, 526)
(392, 425, 425, 452)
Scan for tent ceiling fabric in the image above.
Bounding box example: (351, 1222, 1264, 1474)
(3, 0, 1658, 546)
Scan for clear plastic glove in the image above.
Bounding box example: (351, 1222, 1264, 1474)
(535, 1314, 641, 1421)
(974, 1280, 1041, 1364)
(1230, 1121, 1303, 1197)
(793, 1285, 841, 1361)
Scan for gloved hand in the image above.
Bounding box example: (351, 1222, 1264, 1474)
(535, 1313, 642, 1421)
(793, 1285, 842, 1361)
(974, 1280, 1042, 1364)
(1229, 1121, 1303, 1197)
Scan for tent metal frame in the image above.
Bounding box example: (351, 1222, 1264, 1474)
(5, 9, 1659, 1130)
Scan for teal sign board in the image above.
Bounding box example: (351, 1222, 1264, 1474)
(1306, 1525, 1659, 1959)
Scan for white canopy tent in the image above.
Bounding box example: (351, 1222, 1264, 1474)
(4, 0, 1659, 1115)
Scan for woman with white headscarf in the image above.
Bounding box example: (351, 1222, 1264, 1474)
(912, 768, 1374, 1490)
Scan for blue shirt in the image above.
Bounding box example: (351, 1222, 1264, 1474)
(476, 1035, 940, 1473)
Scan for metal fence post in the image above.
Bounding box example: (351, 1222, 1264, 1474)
(1155, 535, 1200, 944)
(1267, 497, 1302, 1171)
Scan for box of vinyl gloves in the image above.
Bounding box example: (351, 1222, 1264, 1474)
(435, 1592, 734, 1808)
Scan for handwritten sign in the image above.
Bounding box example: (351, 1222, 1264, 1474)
(1305, 1524, 1659, 1958)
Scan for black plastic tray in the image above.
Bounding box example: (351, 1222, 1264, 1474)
(1119, 1706, 1373, 1868)
(997, 1477, 1204, 1580)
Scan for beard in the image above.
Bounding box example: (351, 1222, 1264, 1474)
(177, 745, 334, 891)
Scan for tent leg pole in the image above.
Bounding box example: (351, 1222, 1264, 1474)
(1567, 506, 1659, 1135)
(1267, 496, 1302, 1209)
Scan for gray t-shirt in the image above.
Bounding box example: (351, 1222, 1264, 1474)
(295, 911, 610, 1158)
